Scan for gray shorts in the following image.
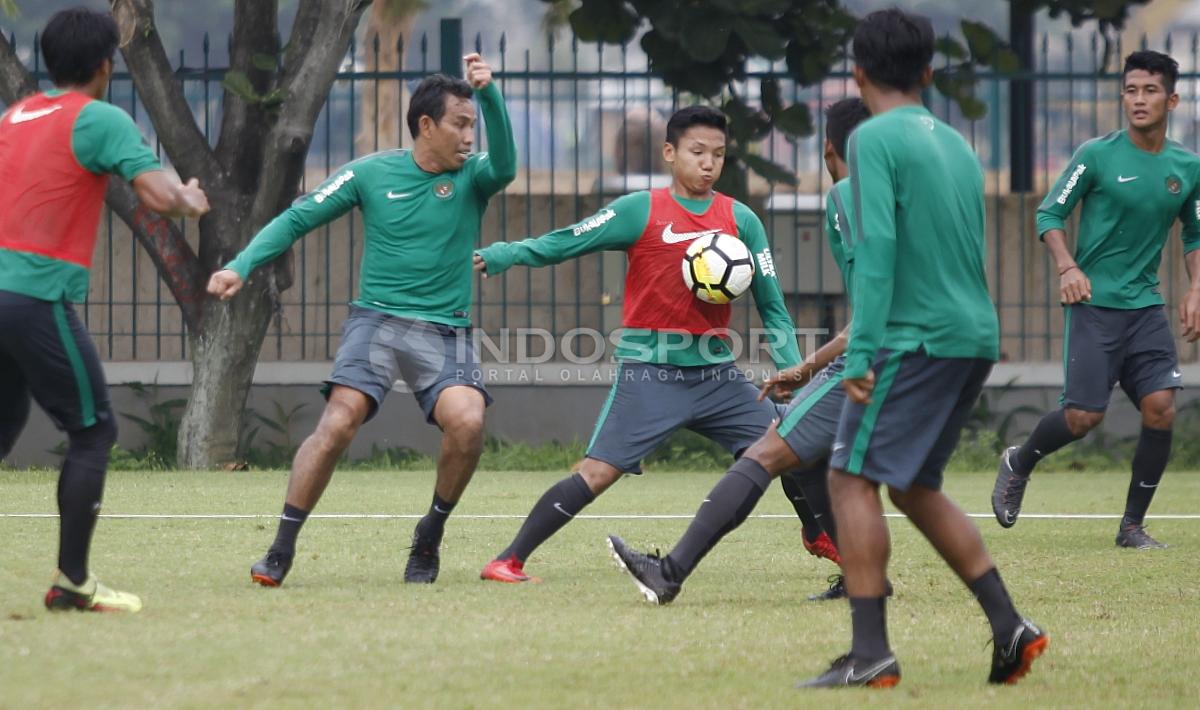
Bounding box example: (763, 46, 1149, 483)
(830, 349, 992, 491)
(776, 356, 846, 466)
(586, 361, 781, 474)
(1062, 304, 1181, 412)
(322, 306, 491, 425)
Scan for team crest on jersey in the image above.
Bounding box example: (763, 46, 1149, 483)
(433, 181, 455, 199)
(1166, 176, 1182, 195)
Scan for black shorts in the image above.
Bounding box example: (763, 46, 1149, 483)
(1061, 304, 1181, 412)
(0, 290, 113, 440)
(586, 361, 781, 474)
(321, 306, 492, 425)
(830, 348, 992, 491)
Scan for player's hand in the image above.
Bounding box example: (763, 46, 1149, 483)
(473, 253, 489, 278)
(1059, 265, 1091, 304)
(759, 361, 818, 401)
(464, 53, 492, 90)
(179, 178, 211, 218)
(207, 269, 243, 300)
(842, 371, 875, 405)
(1181, 286, 1200, 342)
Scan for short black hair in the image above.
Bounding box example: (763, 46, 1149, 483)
(41, 7, 119, 87)
(825, 98, 870, 161)
(852, 8, 934, 92)
(665, 105, 727, 146)
(1123, 50, 1179, 94)
(406, 74, 474, 139)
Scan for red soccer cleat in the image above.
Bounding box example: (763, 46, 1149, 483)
(802, 530, 841, 565)
(480, 556, 540, 584)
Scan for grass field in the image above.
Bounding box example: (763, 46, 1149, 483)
(2, 467, 1198, 708)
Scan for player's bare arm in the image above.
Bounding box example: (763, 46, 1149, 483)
(760, 326, 849, 400)
(132, 172, 211, 219)
(1042, 228, 1091, 304)
(1181, 250, 1200, 341)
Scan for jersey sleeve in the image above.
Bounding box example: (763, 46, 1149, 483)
(72, 101, 161, 181)
(225, 165, 362, 279)
(735, 201, 801, 370)
(1180, 171, 1200, 254)
(469, 83, 518, 197)
(1036, 140, 1098, 238)
(475, 191, 650, 276)
(843, 126, 897, 380)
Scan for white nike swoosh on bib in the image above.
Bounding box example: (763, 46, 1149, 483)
(9, 104, 63, 124)
(661, 223, 720, 244)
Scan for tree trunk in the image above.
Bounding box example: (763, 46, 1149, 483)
(356, 6, 418, 155)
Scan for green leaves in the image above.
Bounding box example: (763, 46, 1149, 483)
(739, 152, 798, 186)
(0, 0, 18, 18)
(222, 70, 288, 110)
(568, 0, 639, 44)
(251, 53, 278, 72)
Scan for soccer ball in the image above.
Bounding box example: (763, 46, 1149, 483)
(681, 233, 755, 304)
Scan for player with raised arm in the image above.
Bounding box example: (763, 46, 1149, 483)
(0, 8, 210, 613)
(475, 106, 802, 584)
(607, 98, 874, 604)
(208, 55, 515, 586)
(992, 51, 1200, 549)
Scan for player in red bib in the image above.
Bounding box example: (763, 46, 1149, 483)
(474, 106, 802, 583)
(0, 8, 209, 613)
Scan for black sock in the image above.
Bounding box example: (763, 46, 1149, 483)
(499, 473, 595, 562)
(272, 503, 309, 557)
(1013, 409, 1082, 475)
(795, 461, 836, 545)
(849, 596, 891, 662)
(1123, 426, 1172, 526)
(663, 457, 772, 583)
(57, 418, 116, 586)
(779, 472, 820, 543)
(417, 492, 457, 537)
(968, 567, 1021, 641)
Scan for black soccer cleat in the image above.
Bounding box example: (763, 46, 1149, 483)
(989, 618, 1049, 684)
(1115, 522, 1168, 550)
(797, 654, 901, 689)
(992, 446, 1031, 528)
(250, 548, 293, 587)
(404, 523, 443, 584)
(807, 574, 894, 602)
(606, 535, 681, 605)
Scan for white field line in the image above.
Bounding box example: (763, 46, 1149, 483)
(1, 513, 1200, 520)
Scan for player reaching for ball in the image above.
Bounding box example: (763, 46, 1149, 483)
(475, 105, 803, 584)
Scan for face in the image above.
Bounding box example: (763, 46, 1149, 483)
(663, 125, 726, 196)
(1122, 69, 1177, 130)
(421, 94, 476, 169)
(823, 138, 841, 182)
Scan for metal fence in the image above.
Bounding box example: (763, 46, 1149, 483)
(6, 23, 1200, 363)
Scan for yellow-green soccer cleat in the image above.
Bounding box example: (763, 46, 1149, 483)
(44, 572, 143, 613)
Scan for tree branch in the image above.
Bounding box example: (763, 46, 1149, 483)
(0, 30, 205, 333)
(110, 0, 223, 185)
(245, 0, 372, 236)
(214, 0, 279, 192)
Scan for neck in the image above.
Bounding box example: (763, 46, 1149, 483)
(1127, 122, 1168, 153)
(670, 182, 713, 201)
(864, 87, 923, 116)
(57, 76, 107, 101)
(412, 144, 447, 174)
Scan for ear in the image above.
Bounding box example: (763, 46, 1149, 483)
(852, 65, 867, 90)
(919, 64, 934, 89)
(419, 114, 436, 138)
(662, 141, 676, 165)
(1167, 91, 1181, 112)
(823, 138, 836, 164)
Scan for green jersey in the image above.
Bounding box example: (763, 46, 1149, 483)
(825, 178, 855, 293)
(476, 190, 802, 369)
(226, 83, 516, 326)
(1036, 129, 1200, 309)
(844, 105, 999, 379)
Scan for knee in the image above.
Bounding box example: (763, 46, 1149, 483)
(1064, 408, 1104, 437)
(1142, 401, 1175, 429)
(315, 403, 362, 451)
(577, 458, 622, 492)
(741, 434, 793, 477)
(74, 413, 118, 451)
(887, 486, 910, 512)
(440, 405, 485, 439)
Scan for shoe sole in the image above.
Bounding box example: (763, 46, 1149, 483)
(480, 570, 537, 584)
(606, 536, 662, 605)
(44, 587, 139, 613)
(251, 573, 282, 587)
(866, 675, 901, 689)
(1001, 634, 1050, 684)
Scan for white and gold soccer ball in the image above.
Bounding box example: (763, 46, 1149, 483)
(681, 233, 755, 305)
